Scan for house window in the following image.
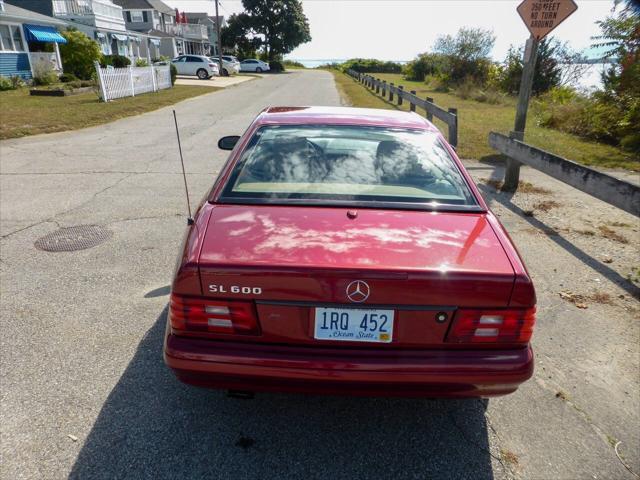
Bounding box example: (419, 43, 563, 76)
(0, 24, 25, 52)
(131, 10, 143, 22)
(11, 25, 24, 51)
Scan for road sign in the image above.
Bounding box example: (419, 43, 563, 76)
(517, 0, 578, 40)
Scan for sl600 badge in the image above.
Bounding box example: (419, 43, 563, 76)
(209, 284, 262, 295)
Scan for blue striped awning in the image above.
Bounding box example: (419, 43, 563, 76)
(23, 24, 67, 44)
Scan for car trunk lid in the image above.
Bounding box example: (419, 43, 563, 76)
(198, 204, 515, 346)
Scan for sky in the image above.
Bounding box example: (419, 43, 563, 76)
(163, 0, 617, 61)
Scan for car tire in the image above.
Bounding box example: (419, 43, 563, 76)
(255, 67, 262, 73)
(222, 68, 229, 77)
(197, 68, 209, 80)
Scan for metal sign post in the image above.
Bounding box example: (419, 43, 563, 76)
(503, 0, 578, 191)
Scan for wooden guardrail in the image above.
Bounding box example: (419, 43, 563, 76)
(345, 69, 459, 149)
(489, 132, 640, 217)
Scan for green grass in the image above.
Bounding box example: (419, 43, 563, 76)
(0, 85, 216, 140)
(330, 71, 639, 171)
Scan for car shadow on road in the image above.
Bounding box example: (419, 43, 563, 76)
(69, 307, 497, 480)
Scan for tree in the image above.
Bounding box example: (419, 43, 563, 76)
(498, 37, 567, 95)
(59, 28, 101, 80)
(221, 13, 261, 59)
(592, 0, 639, 97)
(432, 27, 495, 83)
(433, 27, 496, 63)
(221, 0, 311, 61)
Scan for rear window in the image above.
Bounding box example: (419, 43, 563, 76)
(221, 125, 479, 210)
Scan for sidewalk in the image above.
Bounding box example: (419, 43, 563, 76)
(175, 75, 255, 88)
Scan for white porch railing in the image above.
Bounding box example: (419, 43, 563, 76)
(94, 62, 171, 102)
(53, 0, 125, 30)
(160, 23, 208, 40)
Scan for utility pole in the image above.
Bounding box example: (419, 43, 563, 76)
(214, 0, 223, 74)
(503, 36, 539, 191)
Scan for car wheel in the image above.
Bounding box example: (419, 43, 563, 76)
(197, 68, 209, 80)
(222, 68, 229, 77)
(255, 67, 262, 73)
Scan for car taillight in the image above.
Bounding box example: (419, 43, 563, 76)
(208, 63, 216, 68)
(169, 294, 260, 335)
(446, 307, 536, 344)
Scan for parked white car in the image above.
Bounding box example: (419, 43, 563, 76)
(171, 55, 219, 79)
(239, 59, 270, 73)
(211, 56, 240, 76)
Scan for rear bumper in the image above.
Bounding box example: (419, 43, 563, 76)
(164, 327, 534, 398)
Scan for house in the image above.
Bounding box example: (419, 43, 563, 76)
(8, 0, 162, 63)
(184, 13, 224, 56)
(0, 1, 67, 79)
(112, 0, 210, 58)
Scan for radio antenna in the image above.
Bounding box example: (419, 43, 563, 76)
(172, 110, 194, 225)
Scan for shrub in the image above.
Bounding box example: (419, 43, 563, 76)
(341, 58, 403, 74)
(0, 75, 13, 91)
(282, 59, 305, 68)
(32, 60, 58, 86)
(403, 53, 449, 82)
(269, 60, 284, 72)
(425, 74, 450, 92)
(59, 72, 78, 83)
(101, 55, 131, 68)
(10, 75, 24, 89)
(454, 78, 508, 104)
(535, 87, 640, 153)
(59, 28, 102, 80)
(170, 63, 177, 85)
(135, 58, 149, 67)
(65, 79, 96, 89)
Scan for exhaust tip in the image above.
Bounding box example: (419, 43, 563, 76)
(227, 390, 255, 399)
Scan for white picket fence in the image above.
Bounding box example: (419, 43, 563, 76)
(94, 61, 172, 102)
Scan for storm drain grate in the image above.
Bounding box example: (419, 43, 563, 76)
(34, 225, 112, 252)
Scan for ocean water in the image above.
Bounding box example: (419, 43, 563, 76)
(290, 59, 347, 68)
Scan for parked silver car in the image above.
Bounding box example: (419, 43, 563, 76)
(211, 56, 240, 76)
(171, 55, 219, 79)
(239, 59, 270, 73)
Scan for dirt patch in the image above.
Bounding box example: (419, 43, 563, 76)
(574, 229, 596, 237)
(608, 221, 632, 228)
(597, 225, 629, 244)
(500, 448, 520, 469)
(559, 291, 589, 309)
(481, 178, 551, 195)
(559, 290, 615, 308)
(590, 292, 614, 304)
(533, 200, 561, 212)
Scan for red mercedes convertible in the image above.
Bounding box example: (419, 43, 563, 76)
(164, 106, 536, 397)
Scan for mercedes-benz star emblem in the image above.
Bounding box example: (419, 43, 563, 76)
(346, 280, 370, 303)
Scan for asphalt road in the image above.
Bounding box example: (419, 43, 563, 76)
(1, 70, 638, 480)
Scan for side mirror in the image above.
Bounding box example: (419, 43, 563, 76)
(218, 135, 240, 150)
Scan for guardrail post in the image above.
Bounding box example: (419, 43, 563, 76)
(397, 85, 403, 106)
(382, 81, 386, 97)
(375, 79, 380, 94)
(425, 97, 434, 121)
(409, 90, 416, 112)
(503, 131, 524, 191)
(389, 83, 394, 102)
(448, 107, 458, 149)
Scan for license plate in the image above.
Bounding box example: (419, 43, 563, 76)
(314, 308, 394, 343)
